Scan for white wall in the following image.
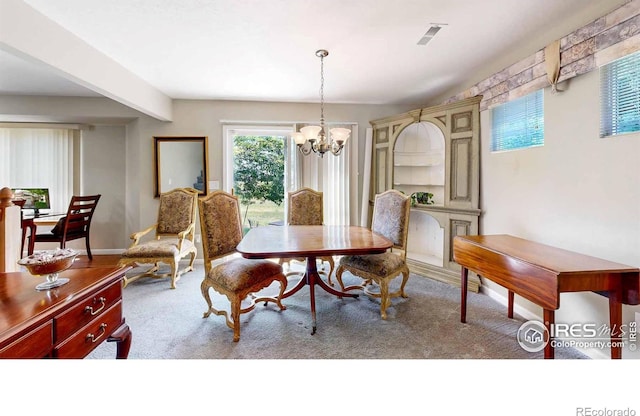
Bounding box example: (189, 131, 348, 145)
(480, 70, 640, 358)
(81, 125, 127, 251)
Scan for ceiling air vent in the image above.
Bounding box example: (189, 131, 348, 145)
(417, 24, 446, 46)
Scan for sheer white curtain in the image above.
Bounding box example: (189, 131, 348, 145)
(293, 123, 356, 226)
(286, 125, 302, 193)
(284, 126, 302, 219)
(0, 128, 73, 213)
(321, 123, 354, 226)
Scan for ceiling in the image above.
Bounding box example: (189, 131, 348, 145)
(0, 0, 630, 115)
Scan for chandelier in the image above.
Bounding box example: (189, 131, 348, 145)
(292, 49, 350, 157)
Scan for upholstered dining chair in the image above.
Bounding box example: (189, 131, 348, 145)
(279, 187, 335, 285)
(335, 189, 411, 319)
(199, 190, 287, 342)
(119, 187, 198, 289)
(30, 194, 101, 260)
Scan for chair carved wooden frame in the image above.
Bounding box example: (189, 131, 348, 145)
(199, 190, 287, 342)
(280, 187, 335, 285)
(119, 187, 198, 289)
(335, 189, 411, 319)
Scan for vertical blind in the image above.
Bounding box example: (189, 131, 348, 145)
(321, 132, 349, 225)
(284, 128, 302, 218)
(491, 89, 544, 152)
(320, 123, 353, 226)
(295, 123, 353, 226)
(600, 51, 640, 138)
(0, 128, 73, 213)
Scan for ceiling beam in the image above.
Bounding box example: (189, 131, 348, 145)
(0, 0, 173, 121)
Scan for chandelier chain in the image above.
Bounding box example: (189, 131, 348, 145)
(293, 49, 349, 157)
(319, 53, 325, 126)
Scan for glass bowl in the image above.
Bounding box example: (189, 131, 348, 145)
(17, 249, 78, 291)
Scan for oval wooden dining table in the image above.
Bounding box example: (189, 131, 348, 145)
(236, 225, 393, 335)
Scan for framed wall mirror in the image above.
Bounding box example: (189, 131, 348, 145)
(154, 136, 209, 197)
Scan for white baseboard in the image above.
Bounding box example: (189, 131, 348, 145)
(90, 249, 125, 255)
(479, 284, 540, 321)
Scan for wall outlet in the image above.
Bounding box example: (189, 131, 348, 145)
(195, 234, 201, 243)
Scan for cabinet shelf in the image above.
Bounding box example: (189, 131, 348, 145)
(407, 251, 443, 267)
(394, 182, 444, 186)
(409, 204, 443, 210)
(393, 163, 442, 167)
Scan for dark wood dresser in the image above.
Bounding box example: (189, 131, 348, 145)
(0, 266, 131, 359)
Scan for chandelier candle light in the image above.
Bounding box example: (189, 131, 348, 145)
(292, 49, 350, 157)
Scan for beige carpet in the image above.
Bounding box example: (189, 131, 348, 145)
(88, 262, 587, 360)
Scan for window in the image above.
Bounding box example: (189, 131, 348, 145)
(491, 89, 544, 152)
(600, 51, 640, 138)
(0, 127, 74, 213)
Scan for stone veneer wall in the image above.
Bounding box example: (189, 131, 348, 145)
(445, 0, 640, 110)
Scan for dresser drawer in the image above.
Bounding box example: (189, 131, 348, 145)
(0, 321, 52, 359)
(54, 302, 123, 359)
(54, 280, 122, 341)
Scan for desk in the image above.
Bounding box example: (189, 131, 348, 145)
(453, 234, 640, 359)
(237, 225, 392, 334)
(21, 213, 65, 256)
(0, 266, 132, 358)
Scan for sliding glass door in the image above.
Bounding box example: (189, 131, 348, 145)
(223, 125, 296, 229)
(223, 122, 358, 228)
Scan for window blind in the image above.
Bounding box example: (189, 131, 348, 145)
(321, 123, 353, 226)
(600, 51, 640, 138)
(0, 128, 73, 213)
(491, 89, 544, 152)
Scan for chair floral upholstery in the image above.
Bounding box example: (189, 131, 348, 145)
(199, 190, 287, 342)
(288, 188, 323, 225)
(335, 189, 411, 319)
(279, 187, 335, 284)
(119, 188, 198, 289)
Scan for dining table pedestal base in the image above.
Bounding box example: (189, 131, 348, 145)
(282, 255, 359, 335)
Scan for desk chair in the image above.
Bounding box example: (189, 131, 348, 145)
(29, 194, 101, 260)
(119, 188, 198, 289)
(279, 187, 335, 285)
(199, 190, 287, 342)
(335, 189, 411, 319)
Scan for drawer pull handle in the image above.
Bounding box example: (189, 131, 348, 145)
(86, 323, 107, 343)
(84, 297, 106, 316)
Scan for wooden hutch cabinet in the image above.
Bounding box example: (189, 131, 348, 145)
(369, 96, 482, 291)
